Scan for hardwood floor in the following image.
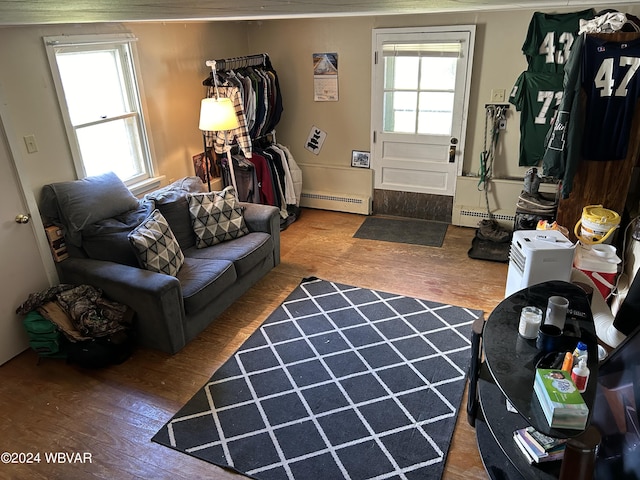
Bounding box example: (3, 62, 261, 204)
(0, 208, 507, 479)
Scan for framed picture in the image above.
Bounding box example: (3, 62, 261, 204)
(351, 150, 370, 169)
(192, 152, 207, 183)
(192, 150, 221, 184)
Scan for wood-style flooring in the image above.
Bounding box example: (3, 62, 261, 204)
(0, 208, 508, 479)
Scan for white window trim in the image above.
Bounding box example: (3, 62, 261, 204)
(43, 33, 160, 190)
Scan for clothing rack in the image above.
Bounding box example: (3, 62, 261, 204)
(253, 130, 276, 146)
(200, 53, 294, 220)
(206, 53, 270, 72)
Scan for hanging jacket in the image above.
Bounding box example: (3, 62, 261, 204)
(204, 85, 253, 159)
(542, 34, 586, 199)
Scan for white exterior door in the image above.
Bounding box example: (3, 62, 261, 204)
(0, 103, 53, 365)
(371, 26, 475, 196)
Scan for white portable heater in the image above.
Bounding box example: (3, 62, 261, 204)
(505, 230, 576, 298)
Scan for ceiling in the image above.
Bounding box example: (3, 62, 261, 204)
(0, 0, 637, 26)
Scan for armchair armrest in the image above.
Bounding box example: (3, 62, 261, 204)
(58, 257, 187, 354)
(240, 202, 281, 265)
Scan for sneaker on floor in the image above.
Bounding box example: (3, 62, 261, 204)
(477, 219, 511, 243)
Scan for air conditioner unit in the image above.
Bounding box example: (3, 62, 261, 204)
(505, 230, 576, 298)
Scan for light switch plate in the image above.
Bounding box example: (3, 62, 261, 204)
(24, 134, 38, 153)
(491, 89, 506, 103)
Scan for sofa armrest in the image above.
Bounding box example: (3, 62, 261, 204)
(240, 202, 281, 265)
(57, 257, 187, 354)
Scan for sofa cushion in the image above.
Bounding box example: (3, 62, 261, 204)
(41, 172, 140, 247)
(184, 232, 273, 277)
(188, 186, 249, 248)
(81, 199, 154, 266)
(177, 257, 237, 314)
(144, 177, 205, 250)
(128, 210, 185, 276)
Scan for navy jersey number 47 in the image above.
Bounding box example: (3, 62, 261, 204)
(582, 36, 640, 161)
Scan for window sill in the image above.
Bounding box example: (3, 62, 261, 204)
(129, 175, 165, 197)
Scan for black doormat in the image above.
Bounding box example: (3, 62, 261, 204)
(354, 216, 448, 247)
(152, 278, 483, 479)
(467, 232, 511, 263)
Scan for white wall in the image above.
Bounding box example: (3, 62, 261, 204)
(0, 21, 249, 201)
(247, 4, 640, 202)
(1, 4, 638, 209)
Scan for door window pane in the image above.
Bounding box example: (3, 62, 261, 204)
(420, 57, 457, 90)
(385, 57, 419, 90)
(418, 92, 454, 135)
(384, 91, 417, 133)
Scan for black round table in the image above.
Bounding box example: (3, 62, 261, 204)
(468, 280, 599, 479)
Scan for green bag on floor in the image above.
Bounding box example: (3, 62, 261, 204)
(22, 310, 66, 358)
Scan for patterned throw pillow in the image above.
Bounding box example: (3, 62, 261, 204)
(188, 186, 249, 248)
(128, 209, 185, 276)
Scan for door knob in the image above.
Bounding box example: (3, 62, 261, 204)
(15, 214, 31, 224)
(449, 145, 456, 163)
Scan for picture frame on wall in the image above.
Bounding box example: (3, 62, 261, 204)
(351, 150, 370, 168)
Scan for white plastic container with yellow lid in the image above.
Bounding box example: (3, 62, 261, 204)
(574, 205, 620, 245)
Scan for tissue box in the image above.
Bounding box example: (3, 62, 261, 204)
(534, 369, 589, 430)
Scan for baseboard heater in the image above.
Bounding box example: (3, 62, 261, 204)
(452, 175, 557, 229)
(459, 209, 515, 222)
(300, 191, 372, 215)
(453, 208, 515, 228)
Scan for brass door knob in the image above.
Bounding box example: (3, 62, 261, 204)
(449, 145, 456, 163)
(15, 214, 31, 224)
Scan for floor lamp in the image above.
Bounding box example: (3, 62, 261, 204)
(198, 64, 240, 192)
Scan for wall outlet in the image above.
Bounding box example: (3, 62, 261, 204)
(491, 89, 506, 103)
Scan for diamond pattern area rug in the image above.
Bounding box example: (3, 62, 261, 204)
(152, 278, 482, 479)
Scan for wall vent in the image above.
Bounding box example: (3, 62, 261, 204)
(300, 191, 371, 215)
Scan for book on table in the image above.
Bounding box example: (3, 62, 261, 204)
(533, 368, 589, 430)
(513, 427, 566, 464)
(523, 425, 566, 452)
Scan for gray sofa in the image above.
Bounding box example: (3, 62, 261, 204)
(40, 173, 280, 354)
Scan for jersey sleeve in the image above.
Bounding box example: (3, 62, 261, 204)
(522, 12, 542, 58)
(509, 72, 526, 111)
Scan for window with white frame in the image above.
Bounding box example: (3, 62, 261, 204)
(44, 34, 155, 187)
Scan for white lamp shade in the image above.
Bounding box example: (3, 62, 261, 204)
(198, 97, 239, 131)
